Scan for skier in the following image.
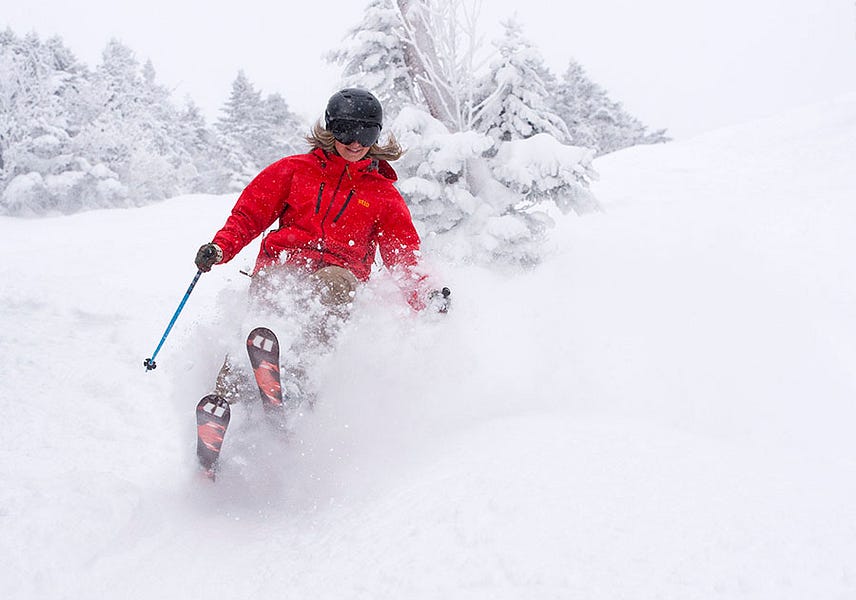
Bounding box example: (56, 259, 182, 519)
(193, 89, 450, 476)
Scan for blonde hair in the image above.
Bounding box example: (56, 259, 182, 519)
(306, 121, 404, 162)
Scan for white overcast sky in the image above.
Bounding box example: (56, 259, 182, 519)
(4, 0, 856, 138)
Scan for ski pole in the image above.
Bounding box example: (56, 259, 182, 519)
(144, 270, 203, 371)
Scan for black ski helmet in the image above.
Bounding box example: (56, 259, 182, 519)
(325, 88, 383, 129)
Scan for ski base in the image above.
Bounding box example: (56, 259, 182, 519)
(196, 394, 231, 480)
(246, 326, 284, 412)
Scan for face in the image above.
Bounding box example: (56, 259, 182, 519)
(328, 118, 380, 162)
(334, 139, 371, 162)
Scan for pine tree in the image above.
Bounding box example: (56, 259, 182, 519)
(215, 70, 264, 189)
(174, 98, 229, 193)
(328, 0, 416, 119)
(217, 70, 261, 140)
(553, 59, 669, 155)
(71, 39, 197, 205)
(77, 39, 146, 186)
(259, 92, 305, 166)
(474, 19, 569, 143)
(131, 58, 193, 199)
(1, 28, 267, 215)
(329, 5, 600, 266)
(0, 30, 117, 215)
(216, 71, 305, 189)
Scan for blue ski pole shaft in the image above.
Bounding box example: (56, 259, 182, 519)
(144, 270, 203, 371)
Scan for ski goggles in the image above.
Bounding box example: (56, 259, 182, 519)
(329, 119, 381, 147)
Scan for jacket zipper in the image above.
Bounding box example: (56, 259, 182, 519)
(318, 165, 349, 250)
(314, 182, 325, 213)
(333, 190, 355, 223)
(322, 166, 347, 221)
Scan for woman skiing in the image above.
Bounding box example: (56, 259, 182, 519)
(192, 89, 449, 477)
(195, 88, 445, 306)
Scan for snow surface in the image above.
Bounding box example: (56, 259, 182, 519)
(2, 94, 855, 599)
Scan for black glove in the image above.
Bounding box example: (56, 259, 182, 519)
(195, 243, 223, 272)
(428, 287, 452, 313)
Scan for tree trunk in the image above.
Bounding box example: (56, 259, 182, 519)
(395, 0, 457, 130)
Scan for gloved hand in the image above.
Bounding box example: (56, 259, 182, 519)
(428, 287, 452, 313)
(194, 243, 223, 272)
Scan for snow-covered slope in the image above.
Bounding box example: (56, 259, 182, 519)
(2, 94, 855, 599)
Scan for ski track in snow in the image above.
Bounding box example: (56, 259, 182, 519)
(1, 95, 855, 599)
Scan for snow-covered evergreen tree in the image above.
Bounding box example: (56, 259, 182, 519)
(131, 59, 195, 200)
(216, 71, 305, 190)
(391, 106, 598, 266)
(0, 30, 247, 216)
(73, 39, 182, 206)
(259, 92, 305, 166)
(393, 106, 491, 235)
(553, 59, 669, 155)
(215, 71, 264, 190)
(474, 19, 569, 143)
(0, 30, 126, 216)
(328, 0, 417, 119)
(174, 98, 230, 193)
(328, 3, 601, 266)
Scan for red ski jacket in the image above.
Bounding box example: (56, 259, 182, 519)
(212, 148, 422, 283)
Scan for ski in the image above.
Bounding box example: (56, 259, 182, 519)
(196, 394, 231, 479)
(246, 326, 284, 412)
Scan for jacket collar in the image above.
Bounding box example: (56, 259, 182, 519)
(311, 148, 398, 182)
